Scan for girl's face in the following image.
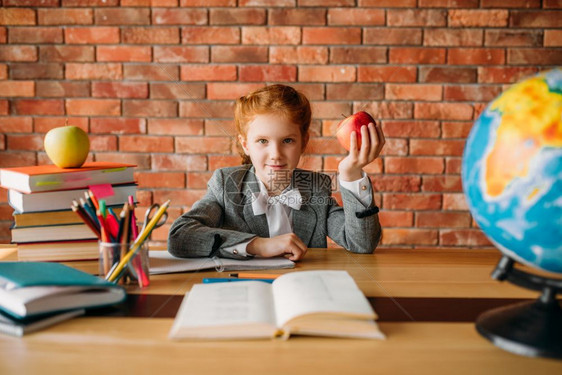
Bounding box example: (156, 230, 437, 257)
(238, 113, 308, 194)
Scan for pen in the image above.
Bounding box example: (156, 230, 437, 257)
(203, 278, 274, 284)
(229, 273, 280, 280)
(107, 200, 170, 282)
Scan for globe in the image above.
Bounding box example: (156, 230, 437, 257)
(462, 68, 562, 274)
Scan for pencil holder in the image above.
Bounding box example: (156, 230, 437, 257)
(98, 241, 150, 288)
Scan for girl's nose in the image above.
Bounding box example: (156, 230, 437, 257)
(269, 143, 282, 158)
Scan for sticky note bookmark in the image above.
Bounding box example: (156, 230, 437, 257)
(89, 184, 114, 199)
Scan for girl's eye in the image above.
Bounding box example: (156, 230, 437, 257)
(283, 138, 295, 144)
(257, 139, 267, 144)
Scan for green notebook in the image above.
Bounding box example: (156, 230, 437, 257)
(0, 262, 126, 319)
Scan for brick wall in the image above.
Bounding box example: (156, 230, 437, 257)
(0, 1, 560, 248)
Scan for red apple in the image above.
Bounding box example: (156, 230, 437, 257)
(335, 111, 376, 151)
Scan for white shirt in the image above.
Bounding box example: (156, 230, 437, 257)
(222, 173, 373, 257)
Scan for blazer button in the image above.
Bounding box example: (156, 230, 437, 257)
(361, 185, 367, 191)
(233, 249, 239, 255)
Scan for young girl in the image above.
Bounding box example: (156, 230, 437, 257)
(168, 84, 384, 261)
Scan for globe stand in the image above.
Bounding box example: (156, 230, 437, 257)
(476, 255, 562, 359)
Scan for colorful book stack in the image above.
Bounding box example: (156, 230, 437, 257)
(0, 162, 137, 262)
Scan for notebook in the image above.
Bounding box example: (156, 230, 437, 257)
(149, 251, 295, 275)
(0, 308, 85, 337)
(0, 262, 126, 319)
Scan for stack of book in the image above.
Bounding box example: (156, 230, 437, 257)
(0, 162, 136, 261)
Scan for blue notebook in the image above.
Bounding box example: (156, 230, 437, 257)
(0, 262, 126, 319)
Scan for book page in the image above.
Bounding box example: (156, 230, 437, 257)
(170, 281, 277, 336)
(271, 271, 375, 327)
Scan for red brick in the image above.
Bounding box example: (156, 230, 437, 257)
(0, 28, 5, 43)
(40, 46, 94, 62)
(122, 27, 179, 44)
(181, 0, 235, 5)
(34, 117, 88, 133)
(378, 211, 414, 227)
(410, 139, 465, 156)
(208, 155, 240, 170)
(390, 48, 446, 64)
(66, 63, 122, 80)
(207, 82, 265, 100)
(299, 66, 355, 82)
(291, 84, 325, 100)
(508, 49, 562, 65)
(386, 84, 442, 101)
(136, 172, 185, 189)
(90, 118, 146, 134)
(326, 84, 383, 101)
(270, 46, 328, 64)
(371, 175, 421, 192)
(0, 8, 35, 25)
(92, 82, 147, 99)
(124, 65, 180, 81)
(543, 0, 562, 8)
(415, 103, 473, 120)
(324, 156, 383, 173)
(239, 65, 296, 82)
(152, 154, 207, 171)
(0, 81, 34, 97)
(95, 8, 150, 25)
(443, 193, 468, 210)
(424, 29, 482, 47)
(481, 0, 540, 7)
(0, 46, 37, 62)
(148, 119, 204, 136)
(211, 46, 268, 63)
(181, 64, 237, 81)
(38, 8, 93, 25)
(176, 136, 231, 154)
(510, 10, 561, 28)
(242, 26, 301, 45)
(381, 120, 440, 138)
(442, 121, 473, 138)
(446, 158, 462, 174)
(422, 175, 463, 192)
(384, 193, 441, 210)
(7, 134, 44, 151)
(210, 8, 265, 25)
(4, 0, 59, 5)
(387, 9, 446, 26)
(62, 0, 119, 5)
(419, 0, 478, 6)
(0, 64, 6, 79)
(66, 99, 120, 116)
(303, 27, 361, 45)
(299, 0, 354, 5)
(449, 10, 508, 27)
(0, 117, 33, 133)
(149, 82, 205, 99)
(364, 28, 422, 45)
(381, 228, 439, 245)
(205, 119, 235, 136)
(89, 135, 117, 152)
(94, 152, 151, 169)
(380, 138, 408, 156)
(311, 102, 352, 119)
(545, 30, 562, 47)
(440, 229, 491, 246)
(97, 46, 151, 62)
(450, 48, 505, 65)
(358, 66, 416, 83)
(153, 189, 206, 208)
(478, 67, 538, 84)
(120, 135, 173, 153)
(305, 138, 345, 155)
(153, 8, 208, 25)
(182, 27, 239, 44)
(123, 100, 177, 117)
(269, 8, 326, 25)
(186, 172, 213, 189)
(297, 155, 322, 171)
(444, 85, 502, 102)
(419, 67, 477, 83)
(13, 99, 63, 115)
(36, 81, 89, 97)
(65, 27, 119, 44)
(353, 102, 413, 119)
(179, 101, 235, 118)
(328, 8, 384, 25)
(0, 151, 36, 167)
(330, 47, 386, 64)
(9, 27, 63, 44)
(153, 46, 209, 63)
(416, 212, 471, 228)
(0, 100, 7, 115)
(486, 30, 542, 47)
(385, 157, 444, 174)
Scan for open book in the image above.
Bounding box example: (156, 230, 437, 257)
(169, 270, 385, 340)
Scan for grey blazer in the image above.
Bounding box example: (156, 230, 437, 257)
(168, 165, 381, 259)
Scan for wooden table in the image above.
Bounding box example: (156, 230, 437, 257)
(1, 245, 561, 374)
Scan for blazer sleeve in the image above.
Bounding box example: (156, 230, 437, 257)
(168, 169, 256, 259)
(324, 175, 382, 254)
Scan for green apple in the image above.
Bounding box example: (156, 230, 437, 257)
(44, 125, 90, 168)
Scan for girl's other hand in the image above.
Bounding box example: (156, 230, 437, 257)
(246, 233, 308, 261)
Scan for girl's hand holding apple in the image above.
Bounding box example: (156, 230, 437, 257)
(336, 112, 385, 182)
